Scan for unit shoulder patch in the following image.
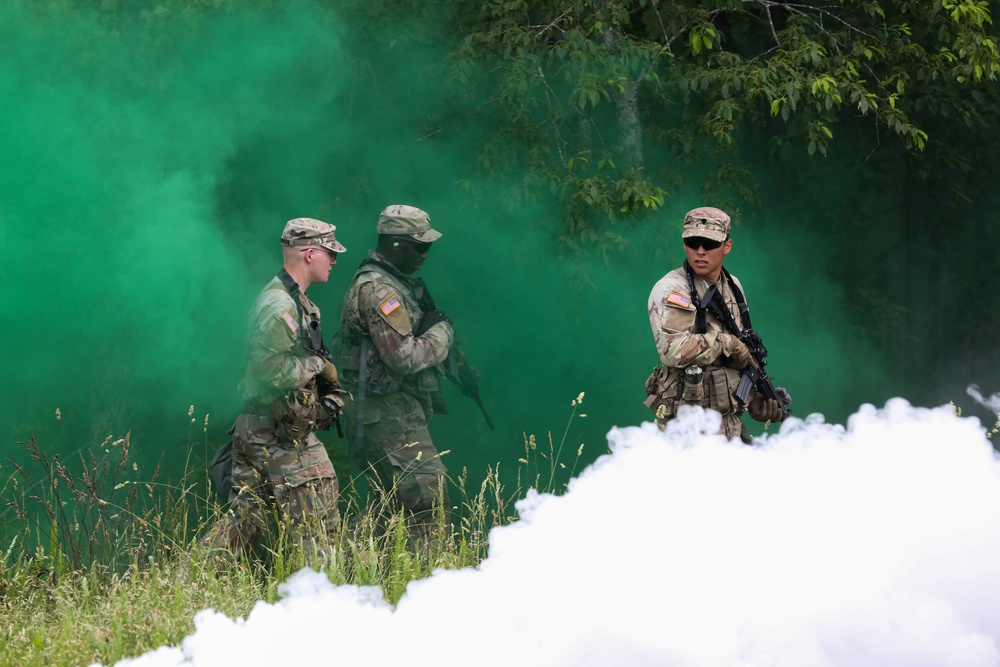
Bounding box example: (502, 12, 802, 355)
(665, 291, 693, 310)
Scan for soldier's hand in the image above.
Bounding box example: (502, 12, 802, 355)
(319, 358, 340, 389)
(416, 309, 451, 336)
(321, 390, 346, 415)
(749, 395, 783, 422)
(720, 334, 754, 370)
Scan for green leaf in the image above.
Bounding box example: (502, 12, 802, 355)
(690, 33, 702, 55)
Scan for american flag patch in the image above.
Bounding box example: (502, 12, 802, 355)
(380, 297, 401, 316)
(665, 291, 692, 309)
(280, 310, 299, 333)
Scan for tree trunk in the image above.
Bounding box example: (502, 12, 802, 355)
(603, 27, 643, 168)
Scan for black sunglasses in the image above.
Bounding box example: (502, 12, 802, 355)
(397, 238, 433, 254)
(301, 247, 338, 260)
(683, 236, 725, 251)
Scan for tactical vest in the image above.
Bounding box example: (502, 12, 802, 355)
(338, 257, 441, 398)
(262, 270, 327, 442)
(644, 263, 748, 430)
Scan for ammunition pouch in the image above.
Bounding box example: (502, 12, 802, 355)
(270, 385, 320, 444)
(644, 365, 740, 419)
(416, 367, 441, 394)
(644, 366, 681, 418)
(707, 368, 740, 416)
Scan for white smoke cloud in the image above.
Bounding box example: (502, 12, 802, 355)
(967, 384, 1000, 415)
(105, 400, 1000, 667)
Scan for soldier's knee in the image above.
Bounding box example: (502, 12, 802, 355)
(196, 508, 267, 561)
(398, 471, 447, 515)
(286, 476, 340, 525)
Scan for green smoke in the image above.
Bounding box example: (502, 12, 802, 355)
(0, 2, 350, 478)
(1, 0, 899, 511)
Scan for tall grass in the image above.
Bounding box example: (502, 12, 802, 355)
(0, 397, 590, 667)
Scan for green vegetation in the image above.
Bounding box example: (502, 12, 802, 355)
(446, 0, 1000, 236)
(0, 397, 590, 667)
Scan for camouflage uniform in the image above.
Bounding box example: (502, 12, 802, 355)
(199, 218, 346, 561)
(645, 207, 759, 442)
(338, 205, 454, 542)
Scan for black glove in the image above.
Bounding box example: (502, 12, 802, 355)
(749, 395, 784, 423)
(416, 309, 451, 336)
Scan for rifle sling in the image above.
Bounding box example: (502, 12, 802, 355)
(277, 269, 329, 355)
(356, 336, 368, 442)
(683, 262, 750, 336)
(355, 256, 436, 310)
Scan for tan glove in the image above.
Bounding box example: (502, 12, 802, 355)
(318, 358, 340, 389)
(749, 395, 783, 422)
(719, 333, 754, 370)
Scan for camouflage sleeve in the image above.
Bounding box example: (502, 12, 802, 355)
(648, 274, 728, 369)
(246, 289, 323, 395)
(359, 281, 453, 375)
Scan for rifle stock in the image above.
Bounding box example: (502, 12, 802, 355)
(446, 353, 496, 431)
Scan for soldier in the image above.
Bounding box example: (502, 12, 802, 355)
(644, 206, 784, 442)
(198, 217, 346, 563)
(338, 204, 454, 546)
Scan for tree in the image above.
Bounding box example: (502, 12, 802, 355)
(448, 0, 1000, 248)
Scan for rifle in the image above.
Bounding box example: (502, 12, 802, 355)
(701, 284, 792, 419)
(413, 278, 496, 431)
(307, 320, 345, 438)
(445, 351, 495, 430)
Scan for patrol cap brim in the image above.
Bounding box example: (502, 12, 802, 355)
(407, 227, 442, 243)
(319, 237, 348, 253)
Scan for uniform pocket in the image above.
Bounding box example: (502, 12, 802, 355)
(283, 457, 336, 488)
(234, 414, 277, 446)
(416, 368, 440, 393)
(708, 369, 739, 415)
(361, 404, 381, 425)
(385, 439, 447, 476)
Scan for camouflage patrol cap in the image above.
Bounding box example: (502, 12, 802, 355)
(280, 217, 347, 254)
(376, 205, 442, 242)
(681, 207, 731, 243)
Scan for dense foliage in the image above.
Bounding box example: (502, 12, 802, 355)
(448, 1, 1000, 237)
